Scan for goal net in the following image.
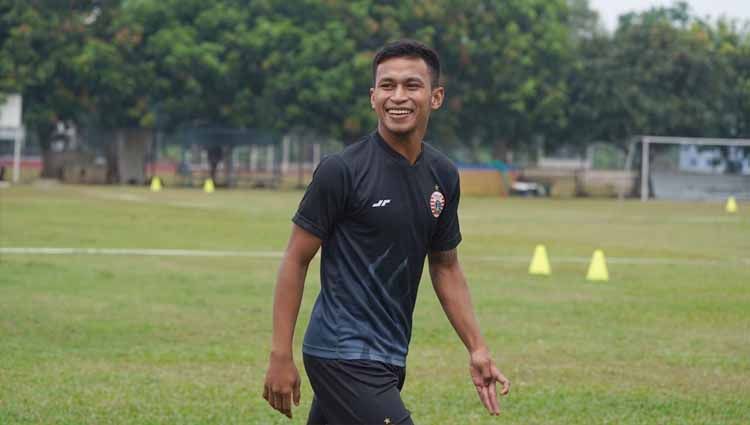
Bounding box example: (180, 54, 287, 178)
(636, 136, 750, 201)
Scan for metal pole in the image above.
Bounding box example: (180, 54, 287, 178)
(281, 135, 290, 175)
(12, 132, 22, 183)
(619, 140, 636, 201)
(297, 140, 304, 188)
(249, 145, 258, 173)
(226, 146, 234, 187)
(640, 138, 649, 201)
(266, 145, 274, 173)
(312, 143, 321, 171)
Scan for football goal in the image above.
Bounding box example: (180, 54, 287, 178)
(631, 136, 750, 201)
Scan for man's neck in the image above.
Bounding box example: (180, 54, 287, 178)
(377, 123, 425, 165)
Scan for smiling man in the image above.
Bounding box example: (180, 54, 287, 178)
(262, 40, 510, 424)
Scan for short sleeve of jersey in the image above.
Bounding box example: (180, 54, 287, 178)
(292, 155, 350, 241)
(430, 171, 462, 251)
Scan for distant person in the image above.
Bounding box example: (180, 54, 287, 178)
(207, 145, 223, 183)
(262, 40, 510, 424)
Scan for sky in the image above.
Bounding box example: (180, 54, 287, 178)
(588, 0, 750, 30)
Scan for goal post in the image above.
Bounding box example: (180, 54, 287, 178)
(637, 136, 750, 201)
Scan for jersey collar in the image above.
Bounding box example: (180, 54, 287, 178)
(373, 130, 424, 168)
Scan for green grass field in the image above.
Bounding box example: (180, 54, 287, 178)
(1, 185, 749, 424)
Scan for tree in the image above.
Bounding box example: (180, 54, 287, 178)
(564, 2, 750, 153)
(5, 0, 747, 177)
(431, 0, 575, 160)
(332, 0, 576, 159)
(0, 1, 96, 177)
(114, 0, 244, 130)
(243, 0, 361, 138)
(711, 18, 750, 139)
(73, 0, 153, 129)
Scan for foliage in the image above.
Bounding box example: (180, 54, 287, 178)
(564, 2, 750, 151)
(0, 1, 94, 145)
(1, 0, 749, 165)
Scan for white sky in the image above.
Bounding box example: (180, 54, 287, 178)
(588, 0, 750, 30)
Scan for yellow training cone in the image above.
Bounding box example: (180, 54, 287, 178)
(150, 177, 162, 192)
(529, 244, 551, 276)
(203, 178, 215, 193)
(726, 196, 738, 213)
(586, 249, 609, 281)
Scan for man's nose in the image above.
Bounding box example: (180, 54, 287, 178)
(391, 84, 408, 102)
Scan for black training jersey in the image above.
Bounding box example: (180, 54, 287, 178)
(293, 131, 462, 366)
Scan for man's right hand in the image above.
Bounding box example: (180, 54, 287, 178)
(263, 351, 301, 419)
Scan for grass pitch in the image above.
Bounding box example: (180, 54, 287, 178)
(1, 185, 748, 424)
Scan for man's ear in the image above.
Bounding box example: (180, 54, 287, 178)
(370, 87, 375, 109)
(431, 86, 445, 110)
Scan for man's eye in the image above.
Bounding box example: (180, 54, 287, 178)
(407, 84, 420, 90)
(381, 84, 394, 90)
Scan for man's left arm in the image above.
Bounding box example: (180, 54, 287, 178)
(428, 248, 511, 416)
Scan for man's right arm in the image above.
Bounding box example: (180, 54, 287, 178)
(263, 224, 322, 419)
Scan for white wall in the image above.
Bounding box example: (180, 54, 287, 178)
(0, 94, 22, 128)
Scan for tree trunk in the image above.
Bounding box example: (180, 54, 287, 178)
(37, 127, 60, 179)
(40, 148, 59, 179)
(106, 135, 119, 184)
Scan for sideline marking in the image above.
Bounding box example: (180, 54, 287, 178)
(0, 247, 745, 266)
(0, 247, 281, 258)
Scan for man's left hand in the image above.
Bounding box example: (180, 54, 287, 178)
(469, 348, 510, 415)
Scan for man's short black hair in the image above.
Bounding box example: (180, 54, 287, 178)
(372, 39, 441, 88)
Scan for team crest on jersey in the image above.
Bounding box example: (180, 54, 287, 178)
(430, 191, 446, 218)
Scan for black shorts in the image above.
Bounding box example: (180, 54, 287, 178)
(303, 354, 414, 425)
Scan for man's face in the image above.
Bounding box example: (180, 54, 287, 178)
(370, 57, 444, 138)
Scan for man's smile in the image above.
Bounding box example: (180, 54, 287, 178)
(386, 107, 414, 118)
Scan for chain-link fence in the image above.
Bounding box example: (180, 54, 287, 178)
(41, 126, 344, 188)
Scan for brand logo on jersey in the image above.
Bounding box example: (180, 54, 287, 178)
(430, 191, 445, 218)
(372, 199, 391, 207)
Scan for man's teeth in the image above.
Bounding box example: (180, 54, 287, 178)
(388, 109, 411, 115)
